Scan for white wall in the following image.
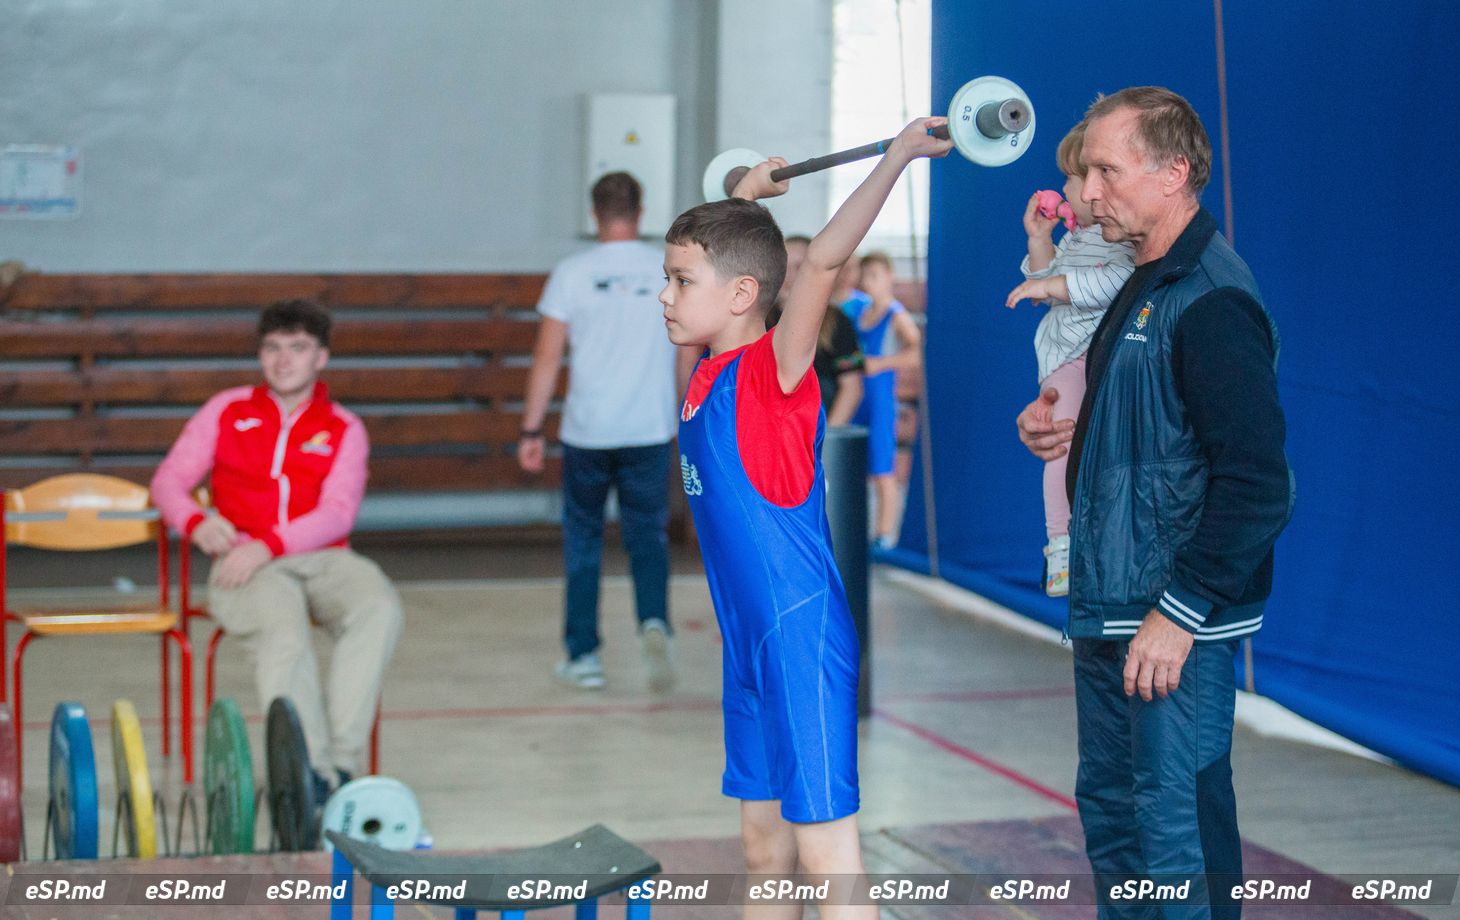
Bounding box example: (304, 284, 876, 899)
(0, 0, 720, 272)
(715, 0, 835, 238)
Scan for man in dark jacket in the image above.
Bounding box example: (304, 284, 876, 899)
(1017, 87, 1292, 919)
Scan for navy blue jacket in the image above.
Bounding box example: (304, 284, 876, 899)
(1066, 208, 1294, 641)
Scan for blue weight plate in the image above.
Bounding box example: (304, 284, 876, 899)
(266, 697, 317, 851)
(49, 701, 99, 860)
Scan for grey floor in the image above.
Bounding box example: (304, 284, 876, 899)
(4, 537, 1458, 918)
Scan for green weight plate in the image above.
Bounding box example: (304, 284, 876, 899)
(204, 698, 255, 855)
(266, 697, 317, 851)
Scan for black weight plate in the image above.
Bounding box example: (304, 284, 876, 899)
(266, 697, 317, 851)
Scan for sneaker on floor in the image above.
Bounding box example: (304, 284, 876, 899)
(872, 534, 896, 553)
(310, 768, 334, 807)
(1044, 535, 1070, 597)
(555, 652, 605, 690)
(640, 619, 675, 693)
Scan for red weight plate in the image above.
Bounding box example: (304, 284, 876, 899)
(0, 705, 22, 862)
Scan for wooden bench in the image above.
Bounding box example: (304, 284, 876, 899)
(0, 273, 564, 526)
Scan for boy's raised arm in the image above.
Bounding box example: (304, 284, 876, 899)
(773, 117, 951, 394)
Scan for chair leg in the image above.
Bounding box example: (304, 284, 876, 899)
(0, 612, 8, 705)
(161, 636, 172, 758)
(370, 881, 394, 919)
(12, 632, 33, 787)
(369, 707, 380, 775)
(331, 846, 354, 920)
(205, 627, 224, 714)
(168, 629, 195, 785)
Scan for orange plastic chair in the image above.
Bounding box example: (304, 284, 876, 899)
(0, 473, 194, 785)
(178, 507, 380, 775)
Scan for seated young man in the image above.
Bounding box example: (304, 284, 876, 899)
(661, 118, 950, 920)
(152, 299, 402, 798)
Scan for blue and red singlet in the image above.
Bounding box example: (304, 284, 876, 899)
(678, 330, 860, 823)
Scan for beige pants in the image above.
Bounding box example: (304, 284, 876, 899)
(207, 548, 403, 777)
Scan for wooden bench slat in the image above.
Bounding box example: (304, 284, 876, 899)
(0, 366, 555, 405)
(0, 412, 554, 454)
(2, 274, 546, 311)
(0, 318, 541, 358)
(0, 455, 560, 493)
(368, 454, 561, 491)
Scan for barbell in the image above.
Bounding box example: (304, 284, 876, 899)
(702, 75, 1035, 201)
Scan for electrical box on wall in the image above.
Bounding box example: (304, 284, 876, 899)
(583, 93, 676, 238)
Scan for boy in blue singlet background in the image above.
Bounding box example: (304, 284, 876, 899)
(660, 117, 951, 920)
(844, 251, 922, 549)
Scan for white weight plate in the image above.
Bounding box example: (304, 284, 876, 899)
(321, 776, 422, 852)
(946, 75, 1036, 167)
(701, 147, 765, 201)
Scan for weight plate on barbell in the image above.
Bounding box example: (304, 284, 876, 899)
(946, 75, 1036, 167)
(702, 147, 766, 202)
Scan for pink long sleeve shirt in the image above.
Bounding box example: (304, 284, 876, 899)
(150, 382, 368, 557)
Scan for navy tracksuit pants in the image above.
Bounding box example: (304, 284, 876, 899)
(1073, 638, 1244, 920)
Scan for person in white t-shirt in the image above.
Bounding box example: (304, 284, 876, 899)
(519, 172, 691, 692)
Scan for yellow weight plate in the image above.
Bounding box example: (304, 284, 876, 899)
(111, 700, 157, 859)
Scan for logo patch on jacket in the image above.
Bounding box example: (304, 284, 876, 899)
(300, 431, 334, 456)
(1125, 301, 1153, 342)
(680, 454, 703, 496)
(233, 417, 263, 432)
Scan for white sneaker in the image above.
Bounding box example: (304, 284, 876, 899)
(640, 619, 675, 693)
(1044, 536, 1070, 597)
(555, 652, 605, 690)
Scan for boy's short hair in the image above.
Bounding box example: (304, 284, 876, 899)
(859, 251, 893, 273)
(592, 171, 642, 222)
(666, 198, 786, 312)
(258, 299, 331, 348)
(1056, 122, 1087, 177)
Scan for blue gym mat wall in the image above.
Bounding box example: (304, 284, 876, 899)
(889, 1, 1460, 787)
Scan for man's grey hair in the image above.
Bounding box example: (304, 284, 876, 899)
(1086, 86, 1212, 198)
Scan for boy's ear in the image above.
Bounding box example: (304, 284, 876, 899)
(729, 275, 761, 317)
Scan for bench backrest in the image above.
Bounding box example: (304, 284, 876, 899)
(0, 274, 557, 495)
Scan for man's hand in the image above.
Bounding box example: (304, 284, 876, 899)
(191, 515, 238, 556)
(888, 116, 955, 164)
(517, 435, 545, 474)
(212, 540, 273, 590)
(730, 157, 790, 201)
(1123, 610, 1196, 701)
(1016, 388, 1075, 461)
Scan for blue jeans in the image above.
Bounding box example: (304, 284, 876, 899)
(1073, 637, 1242, 920)
(561, 442, 672, 660)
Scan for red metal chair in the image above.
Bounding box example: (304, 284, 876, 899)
(0, 474, 194, 785)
